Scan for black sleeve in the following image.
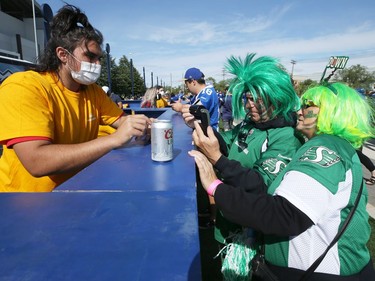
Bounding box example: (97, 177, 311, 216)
(214, 155, 266, 194)
(214, 183, 314, 236)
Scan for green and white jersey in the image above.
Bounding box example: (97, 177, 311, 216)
(266, 134, 371, 275)
(221, 123, 302, 187)
(214, 123, 302, 244)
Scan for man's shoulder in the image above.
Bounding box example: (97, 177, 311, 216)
(2, 70, 54, 91)
(201, 85, 217, 96)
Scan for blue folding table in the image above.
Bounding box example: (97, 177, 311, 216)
(0, 109, 201, 280)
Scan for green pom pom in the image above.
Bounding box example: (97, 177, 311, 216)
(220, 231, 257, 281)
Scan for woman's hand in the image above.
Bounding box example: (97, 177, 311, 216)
(192, 121, 222, 165)
(188, 149, 218, 191)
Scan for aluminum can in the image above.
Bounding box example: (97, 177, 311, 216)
(151, 120, 173, 162)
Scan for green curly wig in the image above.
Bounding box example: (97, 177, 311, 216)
(225, 53, 300, 121)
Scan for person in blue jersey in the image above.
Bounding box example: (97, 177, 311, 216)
(171, 67, 220, 229)
(172, 67, 219, 131)
(189, 82, 375, 280)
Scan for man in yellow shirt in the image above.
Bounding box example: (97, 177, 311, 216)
(0, 5, 151, 192)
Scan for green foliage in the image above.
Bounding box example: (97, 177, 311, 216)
(295, 79, 318, 97)
(215, 79, 231, 92)
(98, 54, 145, 99)
(334, 64, 375, 90)
(97, 55, 115, 89)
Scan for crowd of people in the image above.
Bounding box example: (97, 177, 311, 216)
(1, 3, 375, 281)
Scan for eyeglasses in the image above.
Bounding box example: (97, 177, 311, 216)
(302, 100, 317, 109)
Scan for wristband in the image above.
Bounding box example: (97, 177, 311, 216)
(207, 179, 222, 196)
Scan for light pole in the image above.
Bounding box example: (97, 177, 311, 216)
(143, 67, 146, 88)
(31, 0, 39, 58)
(290, 60, 296, 78)
(105, 43, 112, 91)
(130, 58, 134, 99)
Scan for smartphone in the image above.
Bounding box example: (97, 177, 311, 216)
(189, 104, 210, 136)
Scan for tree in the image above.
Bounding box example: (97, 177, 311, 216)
(97, 53, 146, 99)
(334, 64, 375, 90)
(206, 76, 216, 87)
(295, 79, 318, 97)
(215, 79, 231, 92)
(111, 56, 146, 99)
(98, 55, 116, 89)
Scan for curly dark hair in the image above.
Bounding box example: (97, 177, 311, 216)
(36, 4, 103, 72)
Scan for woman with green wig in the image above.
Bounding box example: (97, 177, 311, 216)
(189, 82, 375, 280)
(182, 53, 303, 278)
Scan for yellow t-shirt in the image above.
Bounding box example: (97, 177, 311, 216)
(156, 97, 168, 108)
(0, 71, 123, 192)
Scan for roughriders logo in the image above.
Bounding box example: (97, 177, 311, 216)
(299, 146, 340, 167)
(164, 129, 173, 144)
(262, 158, 286, 175)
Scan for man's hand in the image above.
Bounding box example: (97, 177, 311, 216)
(180, 104, 196, 128)
(111, 114, 152, 147)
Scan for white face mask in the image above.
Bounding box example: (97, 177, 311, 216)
(66, 50, 101, 85)
(70, 61, 101, 85)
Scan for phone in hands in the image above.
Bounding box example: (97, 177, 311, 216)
(189, 104, 210, 136)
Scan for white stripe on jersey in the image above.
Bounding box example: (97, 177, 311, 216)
(274, 170, 353, 274)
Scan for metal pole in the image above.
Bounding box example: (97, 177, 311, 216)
(31, 0, 39, 58)
(151, 72, 153, 87)
(291, 60, 296, 78)
(130, 58, 134, 98)
(105, 43, 112, 91)
(143, 67, 146, 88)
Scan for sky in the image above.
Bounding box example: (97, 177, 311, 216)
(41, 0, 375, 87)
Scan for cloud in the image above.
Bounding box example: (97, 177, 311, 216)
(99, 2, 375, 86)
(130, 23, 375, 86)
(126, 3, 293, 47)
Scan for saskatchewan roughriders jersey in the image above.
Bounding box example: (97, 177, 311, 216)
(214, 121, 302, 244)
(266, 134, 371, 275)
(220, 121, 302, 189)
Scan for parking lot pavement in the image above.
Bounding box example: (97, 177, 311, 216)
(362, 139, 375, 219)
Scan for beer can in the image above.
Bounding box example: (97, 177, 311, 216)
(151, 120, 173, 162)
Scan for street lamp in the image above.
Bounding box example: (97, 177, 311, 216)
(105, 43, 112, 91)
(130, 58, 134, 99)
(31, 0, 39, 58)
(143, 67, 146, 88)
(290, 60, 296, 78)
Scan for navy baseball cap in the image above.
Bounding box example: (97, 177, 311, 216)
(184, 67, 204, 81)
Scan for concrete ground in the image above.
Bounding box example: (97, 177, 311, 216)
(362, 139, 375, 219)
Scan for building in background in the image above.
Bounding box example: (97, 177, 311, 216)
(0, 0, 52, 83)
